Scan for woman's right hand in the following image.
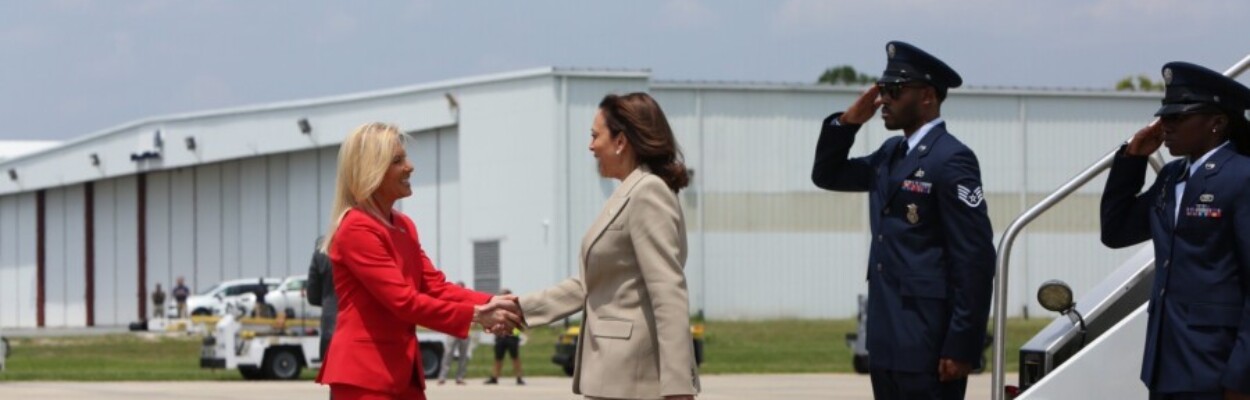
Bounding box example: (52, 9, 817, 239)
(1126, 121, 1163, 157)
(473, 295, 524, 335)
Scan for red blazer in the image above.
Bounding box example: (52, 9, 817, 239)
(316, 208, 491, 395)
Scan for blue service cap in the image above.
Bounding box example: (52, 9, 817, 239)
(1155, 61, 1250, 117)
(878, 41, 962, 89)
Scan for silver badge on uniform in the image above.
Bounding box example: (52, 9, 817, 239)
(907, 204, 920, 224)
(1205, 162, 1215, 170)
(914, 169, 925, 178)
(918, 145, 927, 152)
(1200, 194, 1214, 203)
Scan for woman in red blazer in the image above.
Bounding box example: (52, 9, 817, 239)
(315, 122, 522, 400)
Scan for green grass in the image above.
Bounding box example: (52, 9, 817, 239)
(0, 318, 1052, 381)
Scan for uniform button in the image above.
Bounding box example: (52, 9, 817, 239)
(876, 263, 883, 271)
(1159, 289, 1166, 297)
(884, 208, 891, 215)
(877, 235, 883, 242)
(1163, 260, 1170, 268)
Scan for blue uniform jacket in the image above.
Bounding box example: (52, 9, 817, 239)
(1100, 144, 1250, 394)
(811, 113, 996, 372)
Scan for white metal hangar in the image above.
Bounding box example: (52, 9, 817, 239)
(0, 67, 1162, 329)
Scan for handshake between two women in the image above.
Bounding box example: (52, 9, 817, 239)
(472, 294, 525, 335)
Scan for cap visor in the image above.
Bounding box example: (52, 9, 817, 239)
(1154, 103, 1210, 117)
(877, 72, 912, 84)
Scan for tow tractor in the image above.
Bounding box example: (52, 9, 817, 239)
(200, 300, 450, 380)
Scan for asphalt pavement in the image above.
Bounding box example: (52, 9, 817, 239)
(0, 373, 1016, 400)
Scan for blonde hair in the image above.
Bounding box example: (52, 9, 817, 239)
(320, 122, 405, 253)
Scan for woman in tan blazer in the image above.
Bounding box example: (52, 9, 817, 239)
(520, 93, 699, 400)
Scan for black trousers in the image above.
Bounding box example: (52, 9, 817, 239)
(870, 369, 967, 400)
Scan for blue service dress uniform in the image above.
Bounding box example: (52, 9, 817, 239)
(1101, 144, 1250, 396)
(812, 114, 996, 394)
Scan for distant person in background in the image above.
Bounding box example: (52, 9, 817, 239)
(254, 277, 273, 318)
(307, 235, 338, 370)
(151, 283, 166, 319)
(485, 289, 525, 386)
(172, 277, 190, 318)
(438, 281, 473, 386)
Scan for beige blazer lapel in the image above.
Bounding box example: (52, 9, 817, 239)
(581, 167, 649, 265)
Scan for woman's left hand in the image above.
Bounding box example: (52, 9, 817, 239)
(473, 296, 524, 334)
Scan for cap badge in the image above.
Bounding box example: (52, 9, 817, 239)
(1163, 68, 1173, 85)
(888, 43, 896, 59)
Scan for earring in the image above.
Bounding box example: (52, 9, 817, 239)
(615, 149, 621, 155)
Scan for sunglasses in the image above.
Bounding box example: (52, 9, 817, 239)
(877, 82, 927, 99)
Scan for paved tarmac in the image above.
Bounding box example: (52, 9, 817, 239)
(0, 373, 1016, 400)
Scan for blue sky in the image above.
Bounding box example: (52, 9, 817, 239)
(2, 0, 1248, 140)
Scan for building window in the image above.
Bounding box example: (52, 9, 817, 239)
(473, 240, 500, 294)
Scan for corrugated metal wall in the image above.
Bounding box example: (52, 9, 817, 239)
(456, 76, 561, 294)
(652, 86, 1160, 319)
(400, 128, 463, 281)
(0, 192, 38, 327)
(143, 147, 341, 301)
(555, 76, 652, 287)
(43, 185, 87, 327)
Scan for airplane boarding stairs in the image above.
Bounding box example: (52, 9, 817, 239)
(1013, 246, 1154, 399)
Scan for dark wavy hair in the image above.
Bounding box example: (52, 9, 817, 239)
(598, 92, 689, 192)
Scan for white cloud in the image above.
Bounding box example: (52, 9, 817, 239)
(316, 13, 359, 43)
(660, 0, 718, 29)
(401, 0, 436, 21)
(184, 74, 236, 106)
(48, 0, 94, 13)
(84, 32, 138, 79)
(0, 25, 52, 49)
(770, 0, 840, 35)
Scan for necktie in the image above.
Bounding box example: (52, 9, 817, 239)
(1176, 162, 1189, 184)
(1172, 161, 1189, 224)
(891, 139, 909, 170)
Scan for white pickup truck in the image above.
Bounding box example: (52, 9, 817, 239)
(199, 312, 450, 380)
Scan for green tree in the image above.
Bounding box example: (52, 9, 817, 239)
(818, 65, 878, 85)
(1115, 74, 1164, 91)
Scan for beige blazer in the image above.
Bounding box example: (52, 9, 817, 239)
(521, 166, 700, 399)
